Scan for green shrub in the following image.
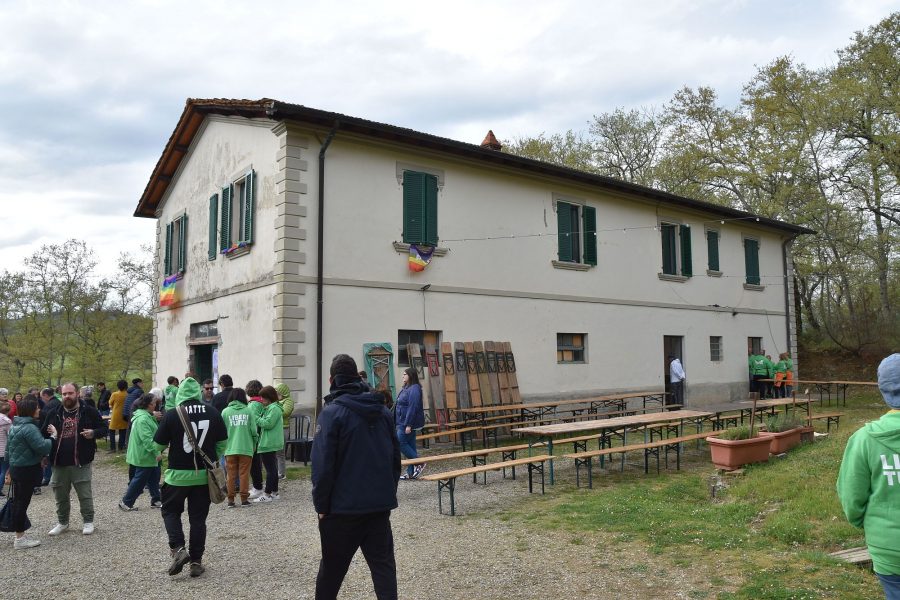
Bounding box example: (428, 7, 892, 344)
(766, 413, 804, 433)
(716, 425, 758, 440)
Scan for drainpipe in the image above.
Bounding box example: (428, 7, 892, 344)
(316, 122, 339, 416)
(781, 234, 798, 362)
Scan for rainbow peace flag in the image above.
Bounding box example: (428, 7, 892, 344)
(160, 274, 178, 307)
(408, 244, 434, 272)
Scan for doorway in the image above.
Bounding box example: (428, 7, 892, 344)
(663, 336, 684, 406)
(191, 344, 217, 387)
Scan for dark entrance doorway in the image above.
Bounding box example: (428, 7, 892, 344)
(191, 344, 217, 386)
(663, 335, 684, 407)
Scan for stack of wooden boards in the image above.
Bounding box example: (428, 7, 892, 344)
(407, 341, 521, 426)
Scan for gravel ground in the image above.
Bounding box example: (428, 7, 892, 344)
(5, 453, 731, 599)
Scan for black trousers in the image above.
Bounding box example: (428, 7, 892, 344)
(160, 483, 210, 561)
(316, 511, 397, 600)
(9, 464, 42, 533)
(250, 451, 278, 494)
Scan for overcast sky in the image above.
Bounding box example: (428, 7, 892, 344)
(0, 0, 895, 279)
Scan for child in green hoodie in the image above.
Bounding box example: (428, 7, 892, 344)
(220, 388, 258, 507)
(249, 386, 285, 503)
(837, 353, 900, 598)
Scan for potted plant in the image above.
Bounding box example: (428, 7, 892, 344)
(707, 425, 771, 470)
(762, 413, 804, 454)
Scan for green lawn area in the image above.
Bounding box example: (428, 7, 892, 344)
(501, 391, 889, 599)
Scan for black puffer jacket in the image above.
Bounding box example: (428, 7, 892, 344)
(42, 400, 108, 466)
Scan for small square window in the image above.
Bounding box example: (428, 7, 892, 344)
(557, 333, 586, 363)
(710, 336, 723, 362)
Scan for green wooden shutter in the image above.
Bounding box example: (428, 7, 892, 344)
(243, 170, 255, 244)
(164, 222, 173, 276)
(680, 224, 692, 277)
(661, 224, 677, 274)
(557, 202, 573, 262)
(744, 238, 760, 285)
(707, 230, 719, 271)
(402, 171, 425, 244)
(582, 205, 597, 266)
(178, 214, 188, 273)
(220, 185, 232, 250)
(424, 173, 438, 246)
(208, 194, 218, 261)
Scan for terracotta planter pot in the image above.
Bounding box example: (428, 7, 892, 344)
(764, 428, 803, 454)
(799, 425, 815, 444)
(707, 434, 771, 470)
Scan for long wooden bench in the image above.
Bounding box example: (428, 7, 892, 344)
(401, 442, 547, 483)
(419, 455, 554, 515)
(564, 432, 713, 488)
(807, 412, 844, 432)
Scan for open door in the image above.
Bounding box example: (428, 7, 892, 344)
(663, 335, 683, 407)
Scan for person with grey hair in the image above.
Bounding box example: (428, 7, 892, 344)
(79, 386, 95, 409)
(838, 354, 900, 599)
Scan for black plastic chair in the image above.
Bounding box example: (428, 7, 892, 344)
(285, 415, 313, 465)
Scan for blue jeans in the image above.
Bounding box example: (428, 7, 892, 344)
(122, 465, 161, 507)
(878, 573, 900, 600)
(42, 463, 52, 485)
(0, 456, 8, 494)
(397, 429, 417, 478)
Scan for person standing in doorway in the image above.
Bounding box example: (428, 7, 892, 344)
(312, 354, 400, 600)
(43, 382, 107, 537)
(668, 355, 686, 409)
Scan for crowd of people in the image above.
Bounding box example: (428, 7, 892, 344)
(748, 350, 794, 399)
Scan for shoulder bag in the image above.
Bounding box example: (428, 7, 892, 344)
(175, 406, 227, 504)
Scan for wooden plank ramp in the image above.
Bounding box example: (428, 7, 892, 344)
(829, 547, 871, 569)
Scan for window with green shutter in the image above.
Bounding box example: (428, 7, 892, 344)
(680, 224, 692, 277)
(177, 214, 187, 273)
(402, 170, 438, 246)
(219, 169, 255, 256)
(555, 200, 596, 267)
(220, 184, 232, 251)
(706, 229, 720, 271)
(661, 224, 677, 275)
(208, 194, 218, 261)
(163, 215, 187, 276)
(660, 222, 692, 278)
(744, 238, 760, 285)
(164, 222, 173, 276)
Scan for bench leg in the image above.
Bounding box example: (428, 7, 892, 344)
(472, 456, 487, 484)
(502, 450, 517, 479)
(528, 461, 546, 495)
(437, 478, 457, 516)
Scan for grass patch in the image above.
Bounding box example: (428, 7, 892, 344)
(502, 391, 886, 598)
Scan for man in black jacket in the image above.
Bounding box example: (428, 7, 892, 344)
(42, 382, 108, 536)
(96, 382, 111, 414)
(312, 354, 401, 600)
(210, 374, 234, 413)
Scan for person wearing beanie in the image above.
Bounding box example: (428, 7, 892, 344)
(153, 377, 227, 578)
(837, 353, 900, 598)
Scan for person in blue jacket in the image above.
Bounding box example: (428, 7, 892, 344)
(311, 354, 400, 600)
(394, 367, 425, 480)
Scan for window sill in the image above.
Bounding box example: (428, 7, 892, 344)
(392, 242, 449, 256)
(658, 273, 689, 283)
(552, 260, 591, 272)
(163, 272, 185, 281)
(223, 245, 251, 259)
(706, 269, 723, 278)
(557, 361, 587, 365)
(743, 283, 765, 291)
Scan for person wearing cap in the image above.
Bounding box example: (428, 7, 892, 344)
(153, 377, 227, 578)
(837, 353, 900, 598)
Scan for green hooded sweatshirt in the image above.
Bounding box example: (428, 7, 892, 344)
(126, 408, 159, 467)
(275, 383, 294, 429)
(837, 411, 900, 575)
(256, 402, 285, 453)
(221, 400, 259, 457)
(164, 384, 178, 412)
(748, 354, 769, 376)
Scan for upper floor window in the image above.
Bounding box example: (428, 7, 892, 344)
(660, 222, 692, 277)
(402, 170, 438, 246)
(555, 200, 597, 266)
(706, 229, 720, 272)
(164, 213, 188, 276)
(743, 237, 760, 285)
(219, 170, 255, 255)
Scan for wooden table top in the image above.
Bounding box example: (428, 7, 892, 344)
(454, 390, 667, 415)
(762, 379, 877, 385)
(511, 409, 711, 436)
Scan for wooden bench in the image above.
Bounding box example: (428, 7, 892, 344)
(807, 412, 844, 432)
(402, 442, 546, 483)
(564, 432, 713, 488)
(419, 455, 554, 515)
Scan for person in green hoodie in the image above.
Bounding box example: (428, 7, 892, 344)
(220, 388, 258, 507)
(119, 393, 163, 511)
(837, 353, 900, 599)
(274, 383, 294, 479)
(6, 395, 57, 549)
(748, 351, 769, 397)
(249, 385, 285, 503)
(163, 376, 179, 412)
(153, 377, 227, 578)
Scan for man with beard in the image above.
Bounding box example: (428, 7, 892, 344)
(42, 382, 107, 536)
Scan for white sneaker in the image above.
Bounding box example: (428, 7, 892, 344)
(82, 522, 94, 535)
(48, 523, 69, 536)
(14, 536, 41, 550)
(269, 492, 280, 501)
(252, 494, 273, 503)
(248, 488, 265, 500)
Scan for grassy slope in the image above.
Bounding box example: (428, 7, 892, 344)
(501, 390, 888, 599)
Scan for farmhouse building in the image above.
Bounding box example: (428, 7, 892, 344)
(134, 98, 811, 412)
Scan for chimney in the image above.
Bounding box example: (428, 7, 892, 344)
(480, 130, 502, 151)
